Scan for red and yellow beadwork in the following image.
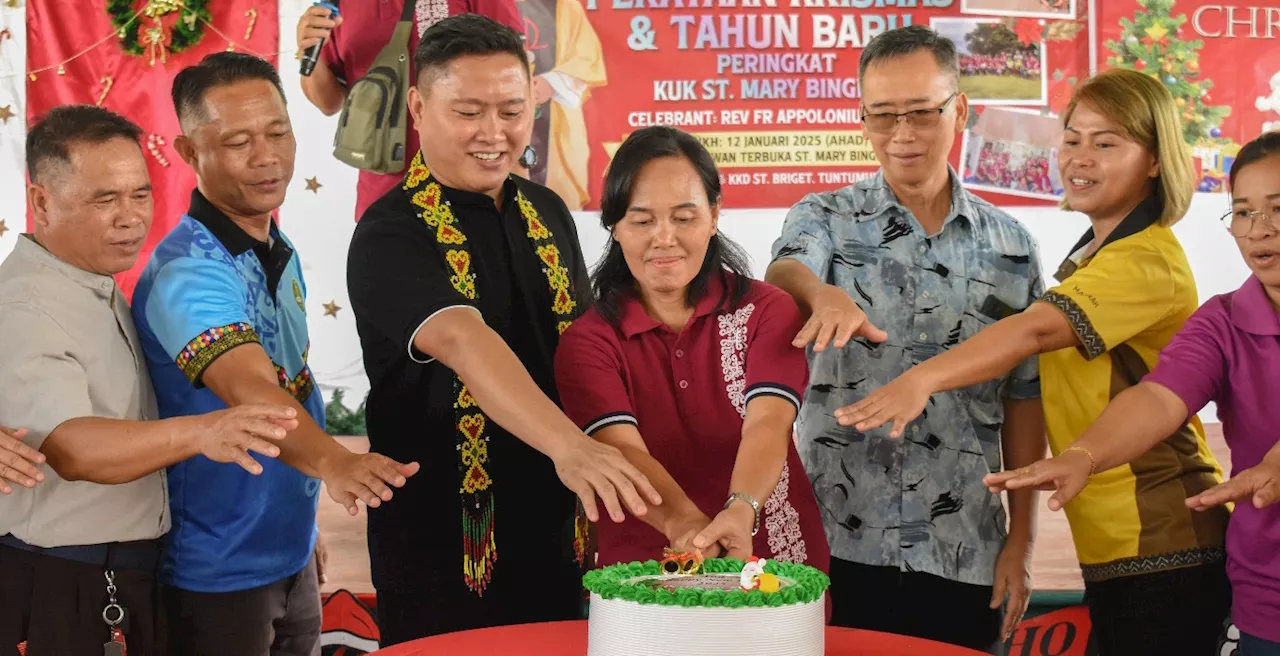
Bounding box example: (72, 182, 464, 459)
(403, 152, 583, 595)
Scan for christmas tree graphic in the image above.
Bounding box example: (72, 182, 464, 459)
(1104, 0, 1231, 145)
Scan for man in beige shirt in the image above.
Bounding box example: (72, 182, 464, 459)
(0, 105, 297, 656)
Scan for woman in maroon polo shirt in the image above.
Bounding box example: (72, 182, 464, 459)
(554, 126, 830, 572)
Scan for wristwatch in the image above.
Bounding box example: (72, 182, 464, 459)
(724, 492, 761, 536)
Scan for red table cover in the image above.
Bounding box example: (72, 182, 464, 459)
(370, 620, 988, 655)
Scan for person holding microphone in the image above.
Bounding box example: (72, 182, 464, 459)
(296, 0, 524, 223)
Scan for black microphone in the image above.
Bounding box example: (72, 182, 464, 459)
(300, 1, 341, 77)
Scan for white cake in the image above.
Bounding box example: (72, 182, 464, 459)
(583, 556, 829, 656)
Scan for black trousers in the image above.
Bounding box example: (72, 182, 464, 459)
(1083, 561, 1231, 656)
(828, 557, 1005, 654)
(165, 556, 322, 656)
(0, 543, 166, 656)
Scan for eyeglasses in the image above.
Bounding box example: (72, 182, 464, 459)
(1220, 209, 1279, 237)
(861, 93, 957, 135)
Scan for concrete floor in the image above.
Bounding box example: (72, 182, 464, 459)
(319, 424, 1231, 595)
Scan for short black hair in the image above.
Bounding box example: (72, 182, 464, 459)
(26, 104, 143, 183)
(592, 125, 753, 325)
(414, 14, 529, 87)
(859, 25, 960, 88)
(172, 52, 286, 129)
(1229, 131, 1280, 189)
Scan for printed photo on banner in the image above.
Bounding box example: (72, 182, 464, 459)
(932, 17, 1047, 106)
(960, 107, 1065, 201)
(515, 0, 607, 211)
(960, 0, 1075, 20)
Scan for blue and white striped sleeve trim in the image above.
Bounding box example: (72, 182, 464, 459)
(583, 412, 638, 436)
(744, 383, 802, 413)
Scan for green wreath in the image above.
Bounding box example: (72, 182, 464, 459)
(108, 0, 210, 57)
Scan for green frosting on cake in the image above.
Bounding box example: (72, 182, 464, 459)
(583, 558, 830, 608)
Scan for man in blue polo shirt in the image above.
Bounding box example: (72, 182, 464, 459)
(132, 52, 419, 654)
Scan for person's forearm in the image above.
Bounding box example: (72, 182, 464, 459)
(611, 443, 700, 537)
(1072, 382, 1188, 473)
(300, 61, 346, 116)
(216, 377, 345, 478)
(728, 404, 794, 515)
(436, 325, 585, 461)
(1001, 398, 1046, 544)
(915, 313, 1055, 395)
(764, 258, 826, 315)
(41, 416, 203, 485)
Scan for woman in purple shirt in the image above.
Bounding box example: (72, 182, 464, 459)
(985, 131, 1280, 653)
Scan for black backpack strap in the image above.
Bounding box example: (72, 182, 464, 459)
(400, 0, 415, 22)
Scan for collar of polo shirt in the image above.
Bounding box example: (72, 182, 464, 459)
(616, 270, 730, 339)
(1228, 275, 1280, 337)
(13, 234, 116, 299)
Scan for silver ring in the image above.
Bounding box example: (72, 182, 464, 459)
(103, 603, 124, 626)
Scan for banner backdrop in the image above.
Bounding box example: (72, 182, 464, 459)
(1097, 0, 1280, 194)
(25, 0, 280, 297)
(514, 0, 1092, 210)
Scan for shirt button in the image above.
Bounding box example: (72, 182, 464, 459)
(917, 333, 927, 342)
(675, 349, 684, 358)
(918, 245, 927, 254)
(679, 380, 689, 390)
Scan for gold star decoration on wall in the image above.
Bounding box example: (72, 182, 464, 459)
(323, 300, 342, 318)
(0, 105, 14, 125)
(0, 219, 8, 238)
(305, 176, 322, 193)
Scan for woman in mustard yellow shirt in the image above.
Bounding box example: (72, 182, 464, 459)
(833, 69, 1230, 655)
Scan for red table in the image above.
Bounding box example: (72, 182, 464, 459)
(369, 620, 988, 655)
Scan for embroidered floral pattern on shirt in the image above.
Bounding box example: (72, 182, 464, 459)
(415, 0, 450, 38)
(719, 304, 753, 416)
(717, 302, 807, 564)
(764, 464, 808, 563)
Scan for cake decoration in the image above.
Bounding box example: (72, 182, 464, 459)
(582, 556, 829, 608)
(738, 556, 769, 592)
(585, 556, 829, 656)
(659, 547, 704, 575)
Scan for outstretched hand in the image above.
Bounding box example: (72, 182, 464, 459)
(832, 372, 931, 438)
(1187, 443, 1280, 511)
(319, 451, 421, 516)
(793, 284, 887, 351)
(552, 435, 663, 524)
(982, 449, 1093, 512)
(196, 404, 299, 475)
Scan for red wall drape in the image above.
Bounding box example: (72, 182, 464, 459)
(26, 0, 280, 298)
